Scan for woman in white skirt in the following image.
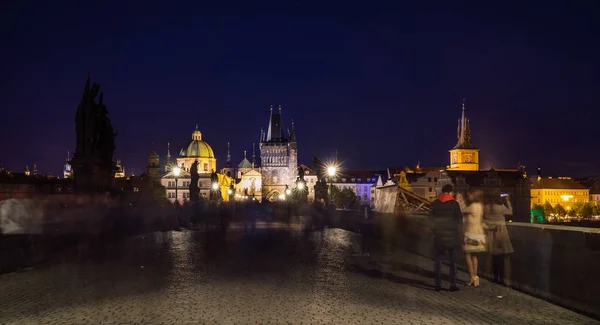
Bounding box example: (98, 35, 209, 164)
(458, 189, 486, 287)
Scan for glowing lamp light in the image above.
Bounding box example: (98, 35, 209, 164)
(172, 167, 181, 177)
(279, 194, 285, 200)
(561, 195, 573, 201)
(327, 166, 337, 177)
(212, 183, 219, 190)
(297, 182, 305, 190)
(227, 189, 233, 195)
(286, 188, 291, 195)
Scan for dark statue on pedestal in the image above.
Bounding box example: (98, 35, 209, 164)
(295, 166, 308, 203)
(312, 156, 329, 202)
(72, 74, 118, 192)
(189, 160, 200, 202)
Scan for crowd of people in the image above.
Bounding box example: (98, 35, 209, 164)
(430, 184, 514, 292)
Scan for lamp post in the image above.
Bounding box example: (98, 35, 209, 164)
(173, 166, 181, 204)
(327, 165, 337, 204)
(228, 185, 234, 202)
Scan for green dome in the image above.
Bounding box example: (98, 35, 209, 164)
(179, 140, 215, 158)
(179, 126, 215, 158)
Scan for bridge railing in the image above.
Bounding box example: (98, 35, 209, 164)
(331, 209, 600, 319)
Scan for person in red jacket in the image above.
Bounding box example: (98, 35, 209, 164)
(430, 184, 463, 292)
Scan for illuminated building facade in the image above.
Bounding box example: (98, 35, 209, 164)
(158, 126, 223, 203)
(329, 170, 385, 205)
(530, 177, 589, 209)
(114, 159, 125, 178)
(299, 164, 318, 202)
(448, 101, 479, 171)
(236, 169, 262, 201)
(259, 105, 298, 201)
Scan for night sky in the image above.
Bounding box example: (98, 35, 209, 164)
(2, 1, 599, 177)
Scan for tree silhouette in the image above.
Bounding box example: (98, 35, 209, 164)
(554, 203, 566, 217)
(531, 204, 545, 223)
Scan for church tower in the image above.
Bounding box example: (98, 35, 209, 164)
(147, 149, 160, 177)
(259, 105, 298, 201)
(448, 100, 479, 171)
(114, 159, 125, 178)
(164, 142, 173, 172)
(64, 151, 73, 179)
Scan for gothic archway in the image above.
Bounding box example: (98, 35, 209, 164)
(266, 190, 281, 202)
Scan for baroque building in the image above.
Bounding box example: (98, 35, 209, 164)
(157, 126, 233, 203)
(259, 105, 298, 201)
(530, 177, 589, 209)
(449, 101, 479, 171)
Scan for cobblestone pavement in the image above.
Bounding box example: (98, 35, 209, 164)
(0, 223, 598, 324)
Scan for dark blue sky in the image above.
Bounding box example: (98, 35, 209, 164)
(2, 1, 599, 177)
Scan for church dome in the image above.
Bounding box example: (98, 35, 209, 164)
(179, 125, 215, 158)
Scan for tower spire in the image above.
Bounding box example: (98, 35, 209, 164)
(244, 150, 247, 158)
(452, 98, 475, 149)
(290, 119, 296, 142)
(252, 142, 256, 165)
(460, 98, 466, 144)
(266, 105, 273, 141)
(226, 142, 231, 163)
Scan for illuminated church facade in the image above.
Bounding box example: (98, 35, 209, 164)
(150, 125, 223, 203)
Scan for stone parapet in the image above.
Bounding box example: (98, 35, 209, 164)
(331, 209, 600, 319)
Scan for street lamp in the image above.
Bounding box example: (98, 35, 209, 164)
(227, 184, 234, 202)
(212, 182, 219, 190)
(297, 182, 305, 190)
(327, 165, 337, 204)
(172, 166, 181, 203)
(285, 185, 291, 196)
(327, 166, 337, 178)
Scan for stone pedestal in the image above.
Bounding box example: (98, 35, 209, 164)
(71, 158, 115, 193)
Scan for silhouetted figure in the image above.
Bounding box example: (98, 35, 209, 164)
(430, 184, 462, 292)
(359, 205, 374, 256)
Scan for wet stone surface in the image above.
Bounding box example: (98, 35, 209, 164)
(0, 223, 598, 324)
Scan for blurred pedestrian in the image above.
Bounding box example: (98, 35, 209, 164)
(430, 184, 462, 292)
(461, 189, 485, 287)
(484, 189, 514, 286)
(360, 204, 374, 256)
